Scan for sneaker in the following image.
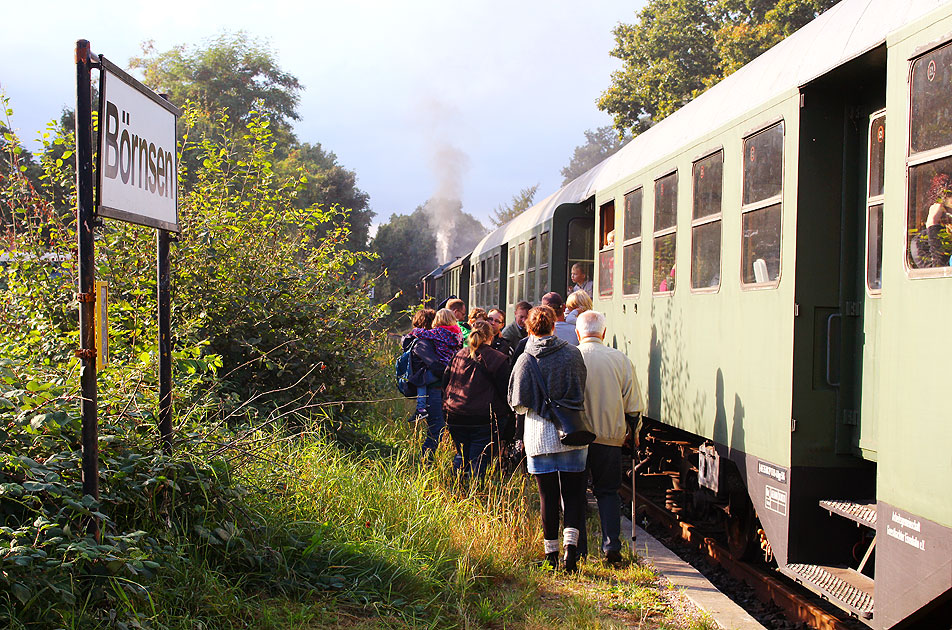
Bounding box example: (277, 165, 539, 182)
(414, 408, 429, 423)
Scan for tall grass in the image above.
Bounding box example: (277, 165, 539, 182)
(239, 414, 541, 624)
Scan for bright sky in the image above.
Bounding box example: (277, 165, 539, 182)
(0, 0, 644, 231)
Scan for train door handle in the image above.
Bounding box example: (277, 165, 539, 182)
(826, 313, 841, 387)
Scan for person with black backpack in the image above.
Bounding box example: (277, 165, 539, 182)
(401, 308, 462, 461)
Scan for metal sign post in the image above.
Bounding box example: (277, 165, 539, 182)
(75, 40, 100, 538)
(157, 229, 172, 453)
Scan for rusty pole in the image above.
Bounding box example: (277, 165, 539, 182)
(75, 39, 100, 537)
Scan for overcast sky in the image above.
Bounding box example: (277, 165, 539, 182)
(0, 0, 644, 231)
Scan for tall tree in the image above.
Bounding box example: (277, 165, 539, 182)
(371, 207, 438, 319)
(274, 143, 373, 250)
(130, 33, 374, 249)
(490, 185, 538, 227)
(598, 0, 840, 136)
(561, 126, 627, 185)
(130, 32, 301, 142)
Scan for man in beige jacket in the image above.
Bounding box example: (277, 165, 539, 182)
(576, 310, 643, 564)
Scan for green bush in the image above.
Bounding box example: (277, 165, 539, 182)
(0, 93, 392, 627)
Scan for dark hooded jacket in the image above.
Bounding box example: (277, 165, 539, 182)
(442, 345, 510, 420)
(401, 334, 444, 387)
(508, 335, 586, 418)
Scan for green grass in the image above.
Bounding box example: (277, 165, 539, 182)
(4, 400, 721, 629)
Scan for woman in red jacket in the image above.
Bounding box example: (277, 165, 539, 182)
(442, 320, 511, 478)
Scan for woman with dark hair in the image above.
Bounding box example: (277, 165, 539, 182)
(508, 305, 588, 571)
(442, 320, 510, 478)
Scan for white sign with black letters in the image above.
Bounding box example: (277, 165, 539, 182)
(98, 57, 181, 232)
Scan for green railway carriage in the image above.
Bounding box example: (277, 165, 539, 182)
(467, 174, 598, 319)
(585, 0, 951, 626)
(420, 255, 470, 310)
(416, 0, 951, 625)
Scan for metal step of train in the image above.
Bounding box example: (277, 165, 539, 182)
(782, 563, 874, 620)
(819, 499, 877, 529)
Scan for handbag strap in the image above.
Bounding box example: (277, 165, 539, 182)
(525, 355, 553, 406)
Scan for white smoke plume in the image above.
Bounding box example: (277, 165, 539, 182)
(418, 97, 471, 264)
(425, 143, 469, 263)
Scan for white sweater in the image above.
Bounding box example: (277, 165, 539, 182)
(515, 405, 586, 457)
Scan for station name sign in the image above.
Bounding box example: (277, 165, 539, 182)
(97, 56, 181, 232)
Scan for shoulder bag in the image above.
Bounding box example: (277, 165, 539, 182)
(526, 355, 595, 446)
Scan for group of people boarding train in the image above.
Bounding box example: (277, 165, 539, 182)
(400, 277, 643, 571)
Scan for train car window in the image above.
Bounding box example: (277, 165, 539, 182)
(528, 237, 537, 272)
(693, 152, 723, 220)
(527, 269, 536, 302)
(867, 204, 884, 290)
(741, 204, 782, 284)
(599, 201, 616, 298)
(493, 253, 500, 279)
(866, 113, 885, 293)
(517, 272, 525, 302)
(692, 151, 723, 290)
(907, 47, 952, 277)
(868, 115, 885, 199)
(508, 246, 516, 304)
(600, 201, 616, 249)
(623, 243, 640, 296)
(653, 172, 678, 294)
(906, 154, 952, 271)
(624, 188, 642, 241)
(539, 231, 550, 294)
(599, 249, 614, 297)
(910, 43, 952, 154)
(518, 241, 526, 272)
(622, 188, 643, 296)
(692, 221, 721, 289)
(567, 218, 595, 296)
(743, 124, 783, 206)
(654, 173, 678, 232)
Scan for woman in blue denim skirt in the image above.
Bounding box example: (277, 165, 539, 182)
(508, 305, 588, 571)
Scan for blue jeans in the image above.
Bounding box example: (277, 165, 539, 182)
(418, 385, 444, 460)
(447, 422, 493, 478)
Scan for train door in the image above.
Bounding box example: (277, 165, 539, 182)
(857, 111, 885, 459)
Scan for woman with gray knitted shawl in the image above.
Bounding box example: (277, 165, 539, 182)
(508, 305, 588, 572)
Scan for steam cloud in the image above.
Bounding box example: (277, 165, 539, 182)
(425, 142, 470, 264)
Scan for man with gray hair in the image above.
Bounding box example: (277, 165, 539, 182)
(576, 310, 643, 564)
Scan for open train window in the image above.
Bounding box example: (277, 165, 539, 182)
(622, 188, 643, 296)
(599, 201, 615, 297)
(567, 218, 594, 298)
(653, 172, 678, 294)
(691, 150, 723, 291)
(907, 44, 952, 277)
(867, 113, 885, 293)
(741, 123, 783, 287)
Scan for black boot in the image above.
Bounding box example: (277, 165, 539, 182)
(563, 544, 579, 573)
(540, 551, 559, 570)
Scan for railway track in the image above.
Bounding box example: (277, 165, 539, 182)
(621, 480, 865, 630)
